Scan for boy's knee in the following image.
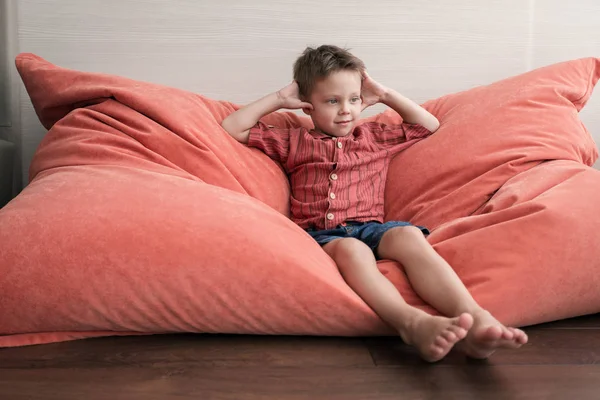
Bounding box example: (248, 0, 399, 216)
(377, 226, 427, 261)
(383, 225, 425, 245)
(325, 237, 372, 261)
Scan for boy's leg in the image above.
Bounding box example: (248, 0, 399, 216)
(322, 237, 473, 362)
(377, 226, 528, 359)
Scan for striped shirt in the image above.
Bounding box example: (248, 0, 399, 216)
(248, 121, 432, 230)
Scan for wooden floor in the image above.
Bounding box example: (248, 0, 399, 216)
(1, 314, 600, 400)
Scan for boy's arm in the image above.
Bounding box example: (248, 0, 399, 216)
(361, 72, 440, 133)
(379, 89, 440, 133)
(221, 81, 313, 144)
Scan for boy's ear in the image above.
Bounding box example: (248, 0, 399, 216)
(300, 93, 312, 115)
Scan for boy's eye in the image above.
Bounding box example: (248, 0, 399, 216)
(351, 97, 361, 103)
(327, 99, 338, 104)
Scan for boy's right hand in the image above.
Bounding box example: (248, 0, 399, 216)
(361, 71, 389, 111)
(276, 81, 313, 111)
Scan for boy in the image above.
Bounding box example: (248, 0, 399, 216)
(221, 45, 528, 362)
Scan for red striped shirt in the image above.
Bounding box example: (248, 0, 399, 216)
(248, 121, 432, 230)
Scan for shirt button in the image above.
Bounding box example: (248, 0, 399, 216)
(330, 173, 338, 180)
(337, 142, 343, 149)
(329, 192, 336, 199)
(326, 213, 334, 220)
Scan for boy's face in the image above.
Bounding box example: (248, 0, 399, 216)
(306, 70, 362, 137)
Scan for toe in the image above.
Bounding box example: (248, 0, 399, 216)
(506, 328, 528, 345)
(476, 325, 503, 342)
(448, 325, 468, 340)
(442, 330, 457, 343)
(457, 313, 474, 330)
(517, 331, 529, 344)
(427, 346, 445, 363)
(501, 327, 515, 340)
(434, 335, 450, 349)
(513, 330, 528, 346)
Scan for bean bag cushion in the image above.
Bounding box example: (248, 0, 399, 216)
(0, 53, 598, 347)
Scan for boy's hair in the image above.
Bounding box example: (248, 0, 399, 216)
(293, 45, 365, 99)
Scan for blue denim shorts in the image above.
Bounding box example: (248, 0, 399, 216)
(306, 221, 430, 259)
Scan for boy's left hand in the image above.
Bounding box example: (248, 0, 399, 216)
(361, 71, 389, 111)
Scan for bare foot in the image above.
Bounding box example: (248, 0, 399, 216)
(399, 312, 474, 362)
(456, 310, 528, 359)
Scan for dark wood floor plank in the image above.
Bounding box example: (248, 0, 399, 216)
(1, 365, 599, 400)
(366, 328, 600, 366)
(0, 334, 374, 369)
(1, 315, 600, 400)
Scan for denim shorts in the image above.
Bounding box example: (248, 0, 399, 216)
(306, 220, 430, 259)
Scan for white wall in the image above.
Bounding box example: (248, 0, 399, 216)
(531, 0, 600, 168)
(0, 2, 10, 127)
(5, 0, 600, 188)
(1, 0, 22, 194)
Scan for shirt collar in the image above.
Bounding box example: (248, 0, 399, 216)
(309, 129, 332, 140)
(308, 127, 360, 140)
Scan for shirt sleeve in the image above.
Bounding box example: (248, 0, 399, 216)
(367, 121, 433, 150)
(247, 121, 292, 164)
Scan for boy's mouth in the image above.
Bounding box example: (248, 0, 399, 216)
(335, 120, 352, 125)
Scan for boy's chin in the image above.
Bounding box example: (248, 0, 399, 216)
(334, 126, 355, 136)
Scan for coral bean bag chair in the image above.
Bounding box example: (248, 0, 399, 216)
(0, 53, 599, 347)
